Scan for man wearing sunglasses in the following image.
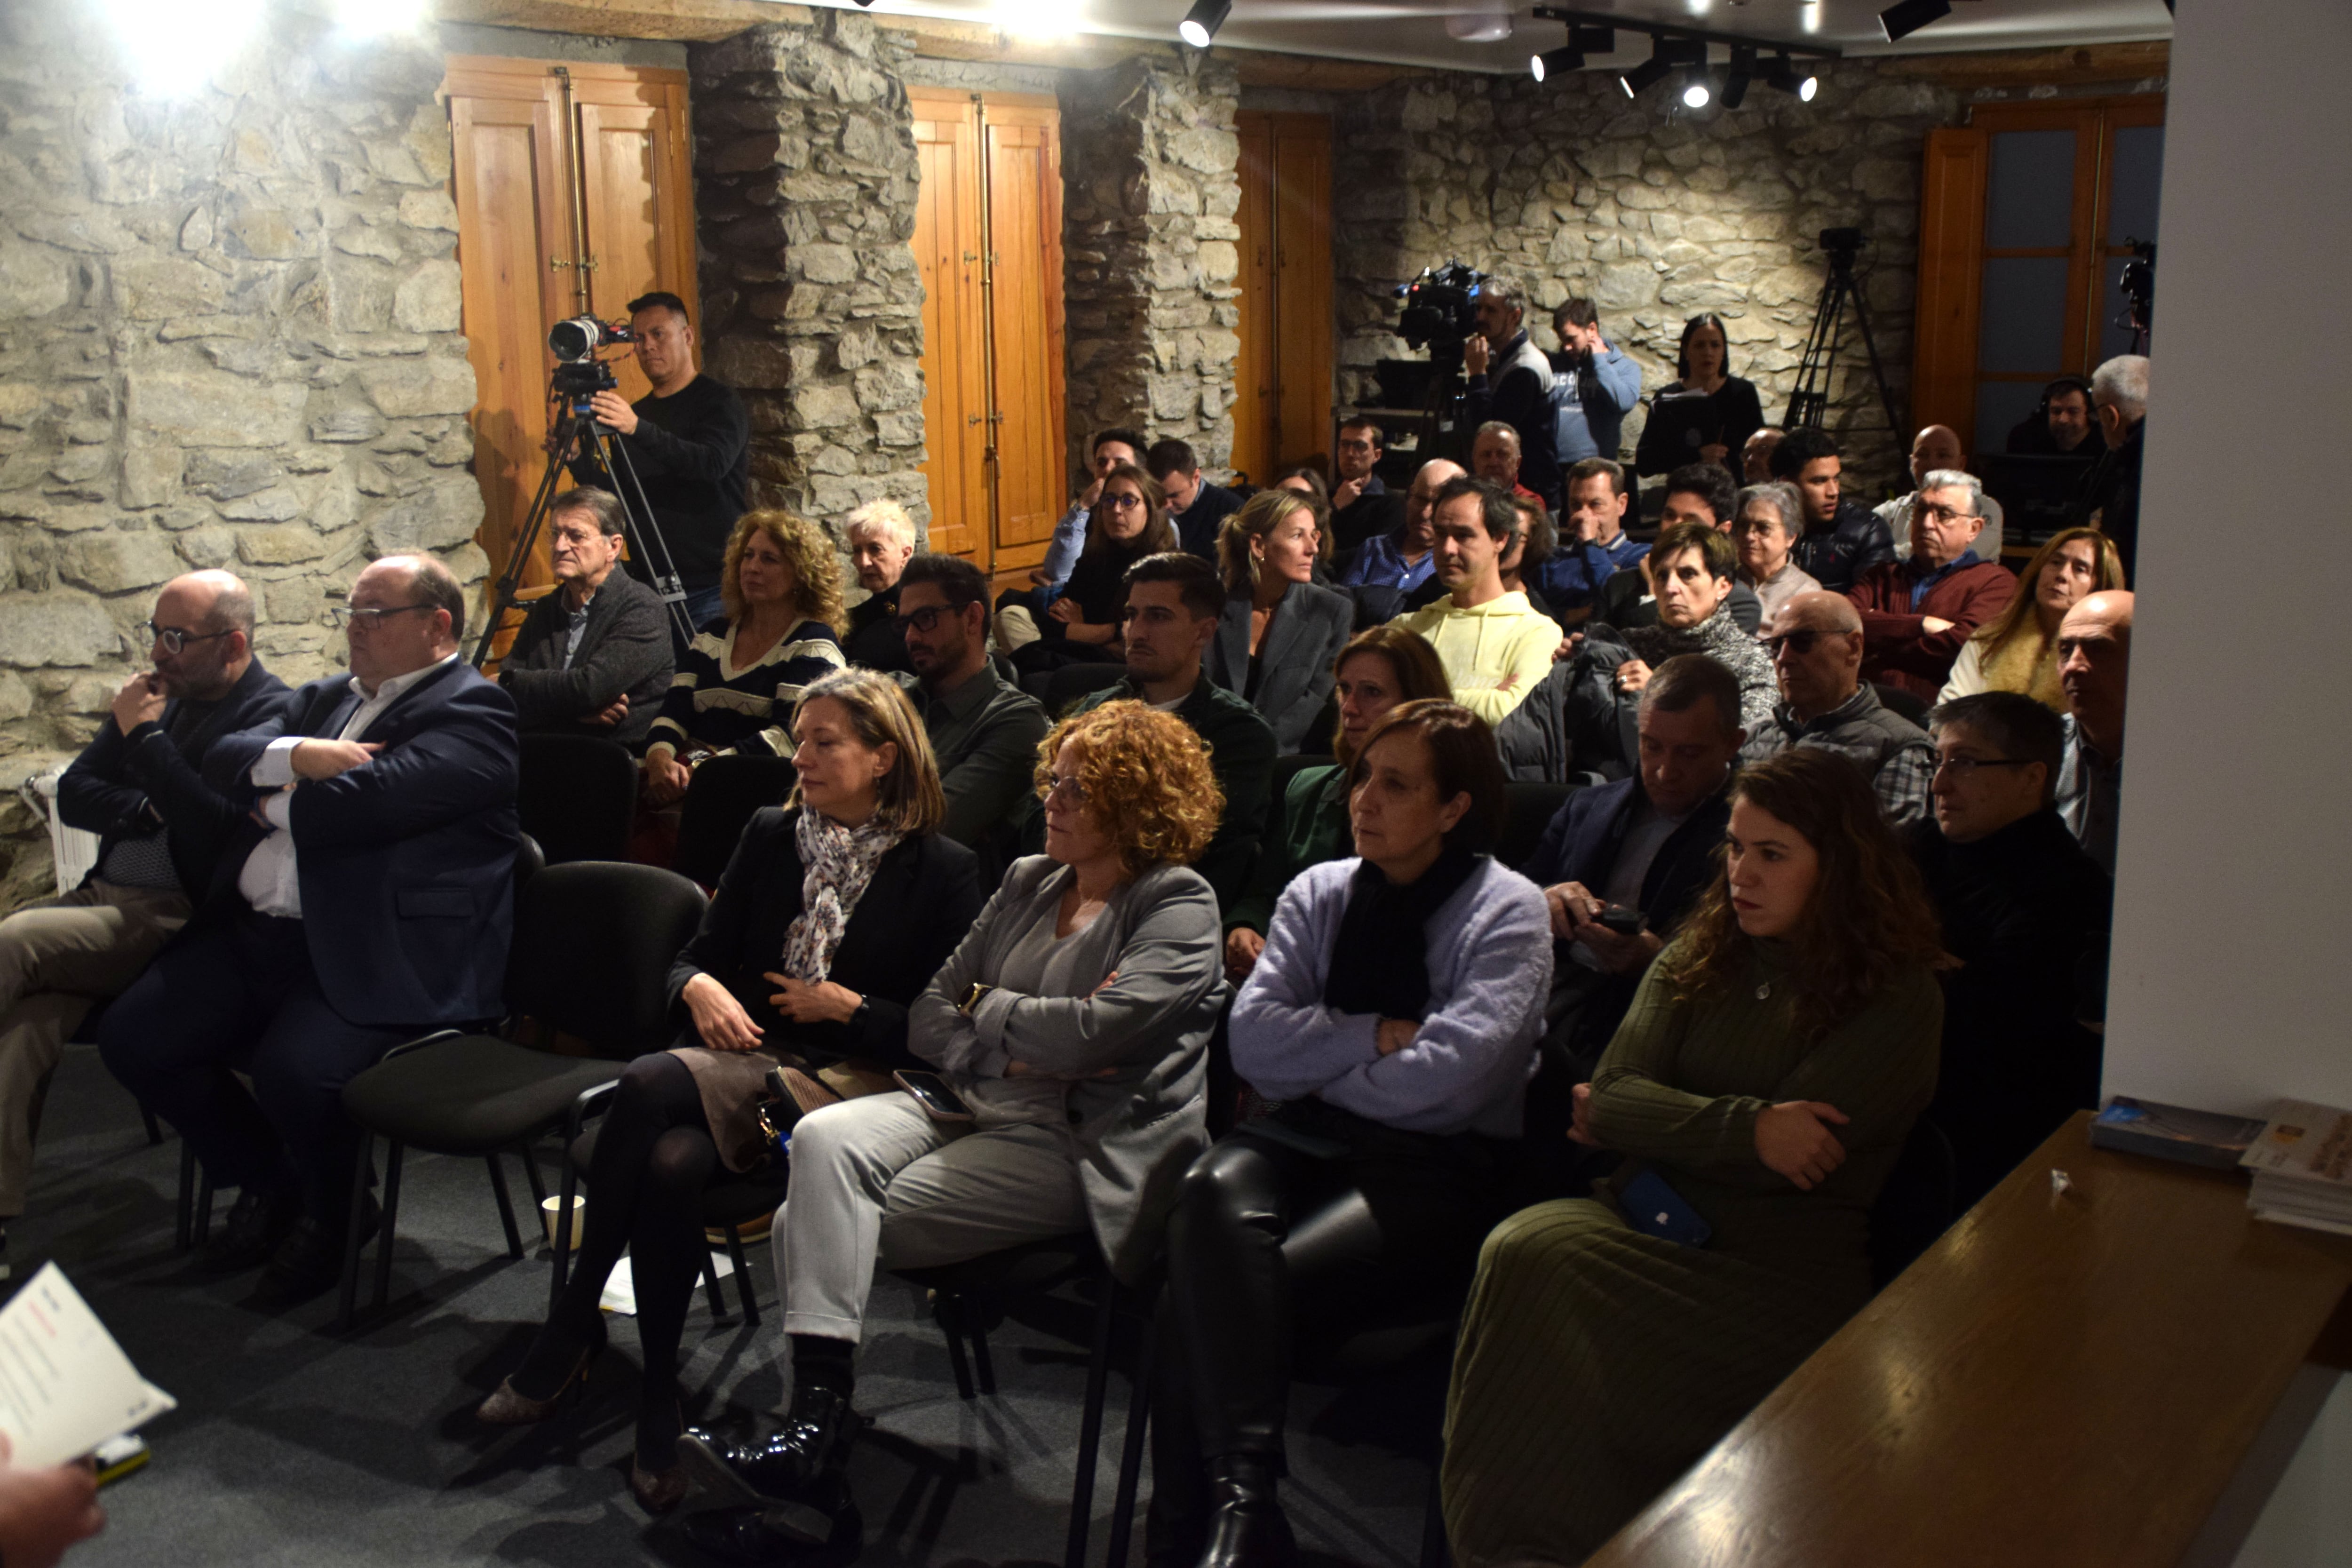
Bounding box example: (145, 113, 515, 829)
(0, 572, 286, 1263)
(1742, 590, 1937, 824)
(99, 554, 520, 1308)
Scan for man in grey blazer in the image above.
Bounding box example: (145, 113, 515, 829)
(496, 487, 675, 750)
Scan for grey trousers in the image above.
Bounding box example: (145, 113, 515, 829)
(0, 880, 191, 1214)
(771, 1090, 1088, 1344)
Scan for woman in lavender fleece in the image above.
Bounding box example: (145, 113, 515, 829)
(1146, 700, 1554, 1565)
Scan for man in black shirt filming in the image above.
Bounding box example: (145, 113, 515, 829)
(560, 290, 749, 649)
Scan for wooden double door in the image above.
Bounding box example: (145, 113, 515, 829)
(444, 56, 699, 596)
(909, 89, 1067, 574)
(1232, 111, 1333, 486)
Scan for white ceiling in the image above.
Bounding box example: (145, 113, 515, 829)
(823, 0, 2174, 72)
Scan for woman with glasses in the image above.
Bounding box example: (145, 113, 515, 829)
(477, 670, 981, 1515)
(669, 700, 1225, 1557)
(1937, 526, 2125, 709)
(1011, 462, 1178, 678)
(1731, 481, 1821, 635)
(1441, 748, 1944, 1563)
(1207, 490, 1354, 753)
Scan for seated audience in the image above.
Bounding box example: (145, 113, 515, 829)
(1151, 438, 1245, 562)
(644, 510, 847, 808)
(1470, 421, 1541, 502)
(497, 487, 674, 748)
(676, 700, 1226, 1558)
(1525, 655, 1744, 1075)
(1004, 462, 1176, 675)
(1, 573, 285, 1252)
(1912, 692, 2111, 1208)
(1329, 417, 1404, 554)
(1441, 747, 1944, 1563)
(1770, 427, 1894, 593)
(2054, 589, 2132, 874)
(1207, 491, 1353, 754)
(1634, 313, 1764, 480)
(2066, 354, 2149, 580)
(1389, 478, 1561, 725)
(1461, 275, 1562, 509)
(1340, 458, 1458, 595)
(101, 556, 517, 1305)
(1224, 626, 1451, 980)
(1402, 493, 1558, 622)
(1875, 425, 2002, 563)
(1592, 463, 1761, 636)
(1532, 457, 1645, 627)
(1036, 426, 1144, 591)
(1154, 700, 1549, 1558)
(891, 554, 1051, 876)
(1062, 553, 1277, 910)
(1732, 481, 1821, 631)
(1745, 592, 1937, 824)
(839, 499, 919, 675)
(1741, 425, 1785, 484)
(1269, 468, 1339, 576)
(1845, 470, 2018, 701)
(2006, 374, 2096, 457)
(1546, 296, 1643, 467)
(1939, 527, 2124, 708)
(479, 670, 980, 1512)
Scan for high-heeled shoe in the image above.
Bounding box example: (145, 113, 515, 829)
(629, 1397, 689, 1515)
(476, 1313, 608, 1425)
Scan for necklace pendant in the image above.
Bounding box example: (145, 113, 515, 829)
(1755, 982, 1772, 1000)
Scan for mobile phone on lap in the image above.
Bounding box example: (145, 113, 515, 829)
(895, 1069, 976, 1123)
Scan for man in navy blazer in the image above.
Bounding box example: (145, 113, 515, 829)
(101, 555, 519, 1305)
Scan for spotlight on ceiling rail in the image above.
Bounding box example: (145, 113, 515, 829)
(1618, 37, 1674, 98)
(1721, 45, 1755, 109)
(1766, 54, 1819, 101)
(1681, 71, 1711, 109)
(1178, 0, 1231, 48)
(1531, 25, 1614, 84)
(1878, 0, 1953, 43)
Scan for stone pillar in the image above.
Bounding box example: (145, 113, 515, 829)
(690, 13, 930, 535)
(1061, 56, 1242, 482)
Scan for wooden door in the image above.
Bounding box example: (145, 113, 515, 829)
(1233, 111, 1334, 483)
(910, 91, 988, 559)
(574, 73, 699, 408)
(1232, 116, 1278, 486)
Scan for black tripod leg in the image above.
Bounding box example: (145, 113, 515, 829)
(592, 428, 699, 649)
(1841, 272, 1906, 440)
(469, 413, 577, 669)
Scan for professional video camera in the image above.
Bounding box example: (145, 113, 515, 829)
(1394, 261, 1489, 368)
(546, 317, 636, 417)
(2118, 237, 2155, 349)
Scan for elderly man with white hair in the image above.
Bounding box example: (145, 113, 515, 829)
(1843, 469, 2018, 702)
(840, 498, 919, 673)
(1876, 423, 2003, 562)
(2066, 354, 2149, 580)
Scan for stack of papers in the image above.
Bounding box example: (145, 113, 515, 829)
(2241, 1100, 2352, 1236)
(0, 1264, 175, 1469)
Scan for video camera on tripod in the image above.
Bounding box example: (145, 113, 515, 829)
(546, 316, 637, 414)
(1394, 261, 1490, 372)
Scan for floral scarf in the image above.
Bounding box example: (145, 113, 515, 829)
(779, 808, 904, 983)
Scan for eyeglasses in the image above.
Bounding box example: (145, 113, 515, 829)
(896, 605, 959, 635)
(1916, 502, 1975, 527)
(330, 604, 436, 630)
(1336, 438, 1377, 454)
(1042, 773, 1089, 805)
(1763, 629, 1848, 656)
(138, 622, 236, 657)
(1101, 492, 1144, 512)
(1933, 756, 2036, 780)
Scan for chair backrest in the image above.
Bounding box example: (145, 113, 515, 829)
(1868, 1116, 1959, 1289)
(673, 753, 798, 887)
(1872, 681, 1932, 728)
(1496, 779, 1577, 874)
(1042, 661, 1129, 718)
(517, 733, 637, 864)
(1268, 751, 1333, 809)
(513, 832, 545, 891)
(505, 861, 709, 1059)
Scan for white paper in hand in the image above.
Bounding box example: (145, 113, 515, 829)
(0, 1263, 176, 1468)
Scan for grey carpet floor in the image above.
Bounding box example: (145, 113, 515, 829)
(21, 1041, 1446, 1567)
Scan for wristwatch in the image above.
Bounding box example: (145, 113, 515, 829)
(958, 980, 995, 1017)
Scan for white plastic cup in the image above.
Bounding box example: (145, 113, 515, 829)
(540, 1195, 584, 1253)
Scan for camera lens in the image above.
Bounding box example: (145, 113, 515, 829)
(548, 318, 598, 361)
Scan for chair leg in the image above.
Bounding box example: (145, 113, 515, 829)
(701, 1248, 729, 1323)
(195, 1176, 215, 1247)
(970, 1301, 998, 1398)
(726, 1226, 758, 1326)
(371, 1141, 405, 1315)
(485, 1153, 524, 1261)
(1105, 1293, 1156, 1568)
(936, 1292, 977, 1402)
(1065, 1272, 1120, 1568)
(142, 1103, 164, 1146)
(175, 1139, 196, 1251)
(336, 1135, 376, 1333)
(516, 1142, 547, 1212)
(1420, 1455, 1450, 1568)
(549, 1161, 579, 1313)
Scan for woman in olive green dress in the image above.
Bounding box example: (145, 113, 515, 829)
(1441, 747, 1948, 1564)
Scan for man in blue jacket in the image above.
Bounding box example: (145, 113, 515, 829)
(101, 554, 520, 1305)
(1547, 297, 1644, 467)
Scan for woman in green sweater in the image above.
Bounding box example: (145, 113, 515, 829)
(1441, 746, 1947, 1564)
(1222, 624, 1449, 980)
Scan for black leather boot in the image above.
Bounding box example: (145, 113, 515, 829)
(677, 1384, 860, 1545)
(1197, 1454, 1297, 1568)
(683, 1500, 862, 1565)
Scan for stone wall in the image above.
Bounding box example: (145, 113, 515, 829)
(1060, 56, 1243, 484)
(689, 13, 930, 535)
(0, 0, 480, 904)
(1334, 60, 1969, 496)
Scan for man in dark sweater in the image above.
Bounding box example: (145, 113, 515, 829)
(498, 487, 674, 750)
(1329, 416, 1403, 554)
(1149, 438, 1245, 562)
(1770, 426, 1893, 592)
(1911, 692, 2111, 1209)
(563, 290, 748, 646)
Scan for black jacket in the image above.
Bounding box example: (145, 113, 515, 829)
(1791, 497, 1897, 593)
(498, 572, 675, 750)
(57, 658, 291, 896)
(667, 808, 983, 1074)
(2066, 421, 2142, 581)
(842, 583, 914, 675)
(1465, 331, 1562, 509)
(1175, 481, 1246, 562)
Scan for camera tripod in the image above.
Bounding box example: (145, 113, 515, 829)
(1783, 230, 1904, 442)
(470, 382, 698, 671)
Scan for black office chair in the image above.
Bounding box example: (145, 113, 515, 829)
(1495, 779, 1577, 874)
(672, 753, 797, 888)
(517, 732, 637, 863)
(1041, 661, 1129, 718)
(1867, 1117, 1959, 1289)
(335, 853, 706, 1331)
(1871, 682, 1932, 728)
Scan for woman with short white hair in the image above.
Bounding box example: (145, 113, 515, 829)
(841, 498, 920, 673)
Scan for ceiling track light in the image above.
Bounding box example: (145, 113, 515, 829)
(1766, 54, 1820, 101)
(1680, 70, 1712, 110)
(1177, 0, 1230, 48)
(1534, 8, 1832, 108)
(1530, 24, 1613, 84)
(1721, 45, 1755, 109)
(1878, 0, 1953, 43)
(1618, 38, 1674, 99)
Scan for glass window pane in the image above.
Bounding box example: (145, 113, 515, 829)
(2106, 125, 2164, 245)
(2098, 256, 2149, 362)
(1974, 382, 2050, 455)
(1986, 129, 2076, 250)
(1977, 255, 2071, 374)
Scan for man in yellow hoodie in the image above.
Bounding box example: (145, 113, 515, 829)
(1389, 477, 1562, 724)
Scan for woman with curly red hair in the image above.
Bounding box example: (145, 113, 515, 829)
(673, 700, 1228, 1558)
(1441, 747, 1946, 1564)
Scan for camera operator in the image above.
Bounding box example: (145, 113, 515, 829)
(556, 291, 748, 648)
(1461, 275, 1562, 511)
(2005, 375, 2096, 457)
(1547, 297, 1643, 467)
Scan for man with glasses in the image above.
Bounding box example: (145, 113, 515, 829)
(1910, 691, 2111, 1207)
(892, 553, 1048, 884)
(496, 487, 673, 749)
(0, 571, 286, 1262)
(99, 554, 520, 1307)
(1742, 590, 1936, 823)
(1844, 470, 2017, 702)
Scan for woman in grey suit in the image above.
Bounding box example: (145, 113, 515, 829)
(1207, 491, 1355, 754)
(675, 700, 1228, 1558)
